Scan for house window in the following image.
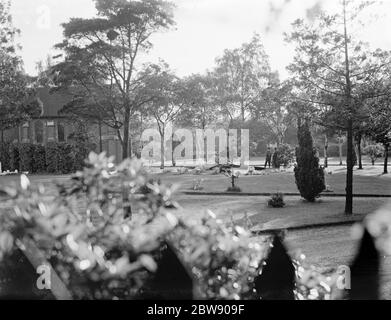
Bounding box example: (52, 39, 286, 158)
(47, 121, 55, 141)
(22, 122, 30, 142)
(13, 127, 19, 143)
(58, 123, 65, 142)
(35, 121, 44, 144)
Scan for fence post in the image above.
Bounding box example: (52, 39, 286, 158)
(141, 241, 194, 300)
(254, 235, 295, 300)
(349, 228, 379, 300)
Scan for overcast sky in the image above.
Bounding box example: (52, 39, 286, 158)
(10, 0, 391, 79)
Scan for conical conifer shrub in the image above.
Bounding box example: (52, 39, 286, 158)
(294, 121, 325, 202)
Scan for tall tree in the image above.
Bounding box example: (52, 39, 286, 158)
(253, 79, 294, 145)
(285, 0, 391, 214)
(366, 92, 391, 174)
(143, 64, 187, 169)
(213, 33, 271, 123)
(0, 0, 19, 54)
(175, 73, 218, 130)
(0, 0, 40, 142)
(53, 0, 175, 160)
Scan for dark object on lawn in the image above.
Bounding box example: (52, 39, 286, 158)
(267, 192, 285, 208)
(254, 166, 266, 171)
(225, 170, 241, 192)
(227, 186, 242, 192)
(349, 228, 379, 300)
(254, 235, 295, 300)
(209, 163, 240, 173)
(141, 242, 194, 300)
(294, 121, 325, 202)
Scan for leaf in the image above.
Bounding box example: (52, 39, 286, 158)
(20, 174, 30, 190)
(139, 254, 157, 272)
(0, 231, 14, 255)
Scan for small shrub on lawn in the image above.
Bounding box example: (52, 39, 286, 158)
(246, 166, 255, 176)
(193, 167, 203, 175)
(227, 186, 242, 192)
(276, 144, 295, 168)
(192, 178, 204, 191)
(267, 192, 286, 208)
(225, 170, 241, 192)
(176, 167, 188, 175)
(363, 144, 383, 165)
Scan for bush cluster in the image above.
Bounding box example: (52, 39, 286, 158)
(0, 142, 89, 174)
(363, 144, 383, 165)
(267, 192, 286, 208)
(275, 143, 295, 168)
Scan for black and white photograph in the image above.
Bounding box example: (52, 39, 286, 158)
(1, 0, 391, 308)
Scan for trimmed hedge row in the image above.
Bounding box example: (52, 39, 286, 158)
(0, 142, 11, 172)
(0, 142, 89, 174)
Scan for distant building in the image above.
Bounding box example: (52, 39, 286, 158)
(2, 87, 123, 161)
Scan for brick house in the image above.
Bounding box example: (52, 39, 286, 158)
(2, 87, 123, 161)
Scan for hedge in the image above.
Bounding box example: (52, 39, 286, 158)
(0, 142, 87, 174)
(57, 142, 75, 174)
(9, 143, 20, 172)
(0, 142, 11, 172)
(46, 142, 81, 174)
(32, 145, 46, 173)
(19, 143, 35, 173)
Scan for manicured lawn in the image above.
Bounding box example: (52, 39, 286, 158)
(1, 169, 389, 231)
(156, 169, 391, 195)
(173, 194, 388, 228)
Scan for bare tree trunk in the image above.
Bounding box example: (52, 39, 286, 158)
(241, 105, 245, 123)
(171, 130, 176, 167)
(356, 134, 363, 170)
(160, 128, 165, 170)
(98, 121, 103, 153)
(384, 143, 389, 174)
(324, 134, 328, 168)
(343, 0, 353, 215)
(121, 106, 132, 218)
(122, 106, 130, 160)
(227, 132, 230, 164)
(338, 136, 343, 165)
(345, 121, 354, 215)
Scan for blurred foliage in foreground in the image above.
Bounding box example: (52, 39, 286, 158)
(0, 152, 376, 300)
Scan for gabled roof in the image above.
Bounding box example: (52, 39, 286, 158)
(35, 87, 72, 118)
